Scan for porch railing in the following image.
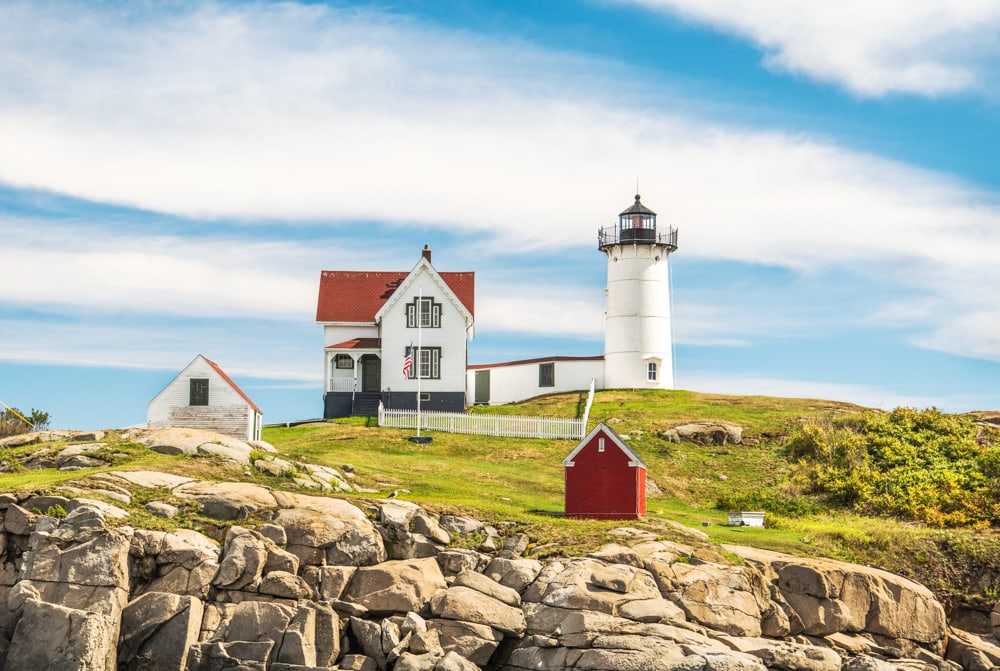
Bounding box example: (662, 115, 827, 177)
(327, 378, 357, 393)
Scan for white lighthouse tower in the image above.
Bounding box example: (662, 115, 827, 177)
(599, 193, 679, 389)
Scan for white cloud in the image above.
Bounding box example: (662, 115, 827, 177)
(0, 1, 998, 366)
(620, 0, 1000, 96)
(0, 316, 319, 382)
(0, 217, 318, 319)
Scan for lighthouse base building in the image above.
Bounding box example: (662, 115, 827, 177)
(466, 193, 678, 405)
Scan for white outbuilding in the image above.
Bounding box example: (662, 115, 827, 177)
(147, 355, 262, 441)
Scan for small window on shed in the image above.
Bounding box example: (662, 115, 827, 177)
(190, 378, 209, 406)
(539, 362, 555, 387)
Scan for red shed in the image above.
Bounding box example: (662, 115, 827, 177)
(563, 423, 647, 519)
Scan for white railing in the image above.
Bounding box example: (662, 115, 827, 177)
(580, 378, 596, 431)
(378, 380, 596, 440)
(378, 406, 585, 439)
(327, 378, 357, 393)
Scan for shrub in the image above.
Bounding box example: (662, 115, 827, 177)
(789, 408, 1000, 528)
(0, 407, 50, 438)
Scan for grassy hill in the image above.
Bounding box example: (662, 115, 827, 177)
(2, 388, 999, 624)
(265, 389, 1000, 622)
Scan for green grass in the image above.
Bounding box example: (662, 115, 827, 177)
(260, 390, 871, 557)
(2, 388, 998, 612)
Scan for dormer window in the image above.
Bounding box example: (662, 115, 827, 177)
(407, 297, 441, 328)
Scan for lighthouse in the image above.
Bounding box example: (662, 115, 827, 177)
(599, 194, 679, 390)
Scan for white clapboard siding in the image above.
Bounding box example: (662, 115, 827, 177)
(147, 355, 261, 441)
(466, 359, 604, 405)
(379, 270, 471, 393)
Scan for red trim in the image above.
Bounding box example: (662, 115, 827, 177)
(468, 355, 603, 370)
(203, 357, 262, 416)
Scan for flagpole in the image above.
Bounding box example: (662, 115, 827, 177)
(416, 288, 422, 438)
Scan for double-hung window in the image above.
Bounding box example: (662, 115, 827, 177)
(405, 347, 441, 379)
(406, 297, 441, 328)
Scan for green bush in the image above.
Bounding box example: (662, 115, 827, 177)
(789, 408, 1000, 527)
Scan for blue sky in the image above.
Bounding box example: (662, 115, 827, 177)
(2, 0, 999, 429)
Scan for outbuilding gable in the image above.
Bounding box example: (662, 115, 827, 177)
(147, 355, 262, 441)
(563, 422, 646, 468)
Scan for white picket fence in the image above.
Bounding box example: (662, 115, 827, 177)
(379, 379, 596, 440)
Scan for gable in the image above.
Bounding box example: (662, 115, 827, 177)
(563, 422, 646, 468)
(148, 355, 261, 416)
(316, 269, 474, 323)
(374, 259, 473, 327)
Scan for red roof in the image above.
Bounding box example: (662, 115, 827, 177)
(325, 338, 382, 350)
(204, 357, 262, 416)
(316, 270, 474, 323)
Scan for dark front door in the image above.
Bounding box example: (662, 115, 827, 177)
(361, 356, 381, 392)
(474, 370, 490, 404)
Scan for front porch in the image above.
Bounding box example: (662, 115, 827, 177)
(324, 339, 383, 418)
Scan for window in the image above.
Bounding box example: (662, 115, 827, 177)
(538, 362, 555, 387)
(406, 297, 441, 328)
(335, 354, 354, 369)
(189, 378, 209, 406)
(598, 438, 605, 452)
(405, 347, 441, 379)
(647, 362, 658, 382)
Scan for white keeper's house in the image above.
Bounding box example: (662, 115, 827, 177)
(316, 246, 475, 418)
(316, 193, 677, 417)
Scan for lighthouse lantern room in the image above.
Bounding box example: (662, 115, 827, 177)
(598, 194, 679, 390)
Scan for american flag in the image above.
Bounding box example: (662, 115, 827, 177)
(402, 345, 413, 379)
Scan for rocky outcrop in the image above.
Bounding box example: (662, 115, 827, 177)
(0, 469, 980, 671)
(660, 422, 744, 445)
(1, 428, 355, 491)
(0, 423, 990, 671)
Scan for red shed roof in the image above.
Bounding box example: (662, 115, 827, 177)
(204, 356, 262, 416)
(316, 270, 475, 323)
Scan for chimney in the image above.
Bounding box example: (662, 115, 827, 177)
(422, 244, 432, 264)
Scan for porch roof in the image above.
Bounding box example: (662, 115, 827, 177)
(325, 338, 382, 350)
